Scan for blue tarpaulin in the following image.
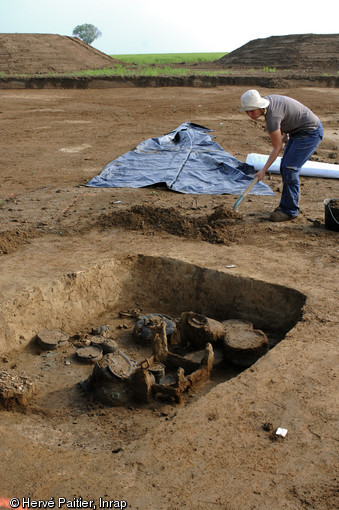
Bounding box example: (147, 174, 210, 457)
(86, 122, 275, 196)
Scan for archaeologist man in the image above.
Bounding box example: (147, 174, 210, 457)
(239, 89, 323, 221)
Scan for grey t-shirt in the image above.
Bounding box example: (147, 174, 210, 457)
(264, 95, 320, 135)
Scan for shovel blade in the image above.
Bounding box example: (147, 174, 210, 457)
(233, 177, 259, 213)
(233, 196, 244, 212)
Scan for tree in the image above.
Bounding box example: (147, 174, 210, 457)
(72, 24, 102, 45)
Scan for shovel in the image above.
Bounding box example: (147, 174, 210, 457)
(233, 177, 259, 212)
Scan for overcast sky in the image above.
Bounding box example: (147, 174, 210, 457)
(1, 0, 337, 55)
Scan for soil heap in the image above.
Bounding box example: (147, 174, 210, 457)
(0, 33, 120, 74)
(216, 33, 339, 71)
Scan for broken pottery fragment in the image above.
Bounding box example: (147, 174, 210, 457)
(76, 345, 103, 363)
(222, 327, 269, 367)
(91, 325, 109, 335)
(107, 350, 136, 379)
(36, 329, 69, 350)
(92, 351, 136, 382)
(133, 314, 176, 343)
(90, 335, 118, 353)
(177, 311, 224, 348)
(222, 319, 253, 332)
(148, 362, 165, 383)
(81, 351, 136, 406)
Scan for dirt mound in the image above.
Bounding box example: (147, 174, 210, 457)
(216, 33, 339, 70)
(0, 33, 119, 74)
(96, 204, 243, 244)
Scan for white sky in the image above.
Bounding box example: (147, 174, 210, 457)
(1, 0, 338, 55)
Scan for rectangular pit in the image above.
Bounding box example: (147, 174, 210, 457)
(0, 254, 307, 356)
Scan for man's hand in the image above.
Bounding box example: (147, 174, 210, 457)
(255, 168, 266, 182)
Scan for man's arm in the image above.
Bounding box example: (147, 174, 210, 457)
(255, 129, 283, 181)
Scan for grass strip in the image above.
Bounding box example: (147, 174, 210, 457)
(63, 65, 234, 78)
(110, 52, 226, 65)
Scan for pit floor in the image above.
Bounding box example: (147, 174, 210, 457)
(3, 313, 244, 448)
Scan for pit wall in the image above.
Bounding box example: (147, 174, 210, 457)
(0, 75, 338, 90)
(122, 255, 306, 334)
(0, 258, 132, 355)
(0, 255, 307, 355)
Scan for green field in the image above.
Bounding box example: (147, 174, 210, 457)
(111, 52, 227, 65)
(68, 52, 230, 78)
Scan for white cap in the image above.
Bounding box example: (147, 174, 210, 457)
(239, 90, 270, 112)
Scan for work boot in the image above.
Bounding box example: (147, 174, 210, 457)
(269, 208, 294, 222)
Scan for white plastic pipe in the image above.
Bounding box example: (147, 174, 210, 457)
(246, 153, 339, 179)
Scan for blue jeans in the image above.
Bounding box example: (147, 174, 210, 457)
(279, 122, 323, 217)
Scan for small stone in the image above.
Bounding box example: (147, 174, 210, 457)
(262, 421, 273, 432)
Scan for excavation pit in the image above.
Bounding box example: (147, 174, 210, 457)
(0, 255, 306, 414)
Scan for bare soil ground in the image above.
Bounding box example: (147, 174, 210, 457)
(0, 82, 338, 510)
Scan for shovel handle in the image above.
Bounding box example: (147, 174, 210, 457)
(233, 177, 259, 212)
(242, 176, 259, 198)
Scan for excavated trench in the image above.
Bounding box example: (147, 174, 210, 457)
(0, 254, 307, 412)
